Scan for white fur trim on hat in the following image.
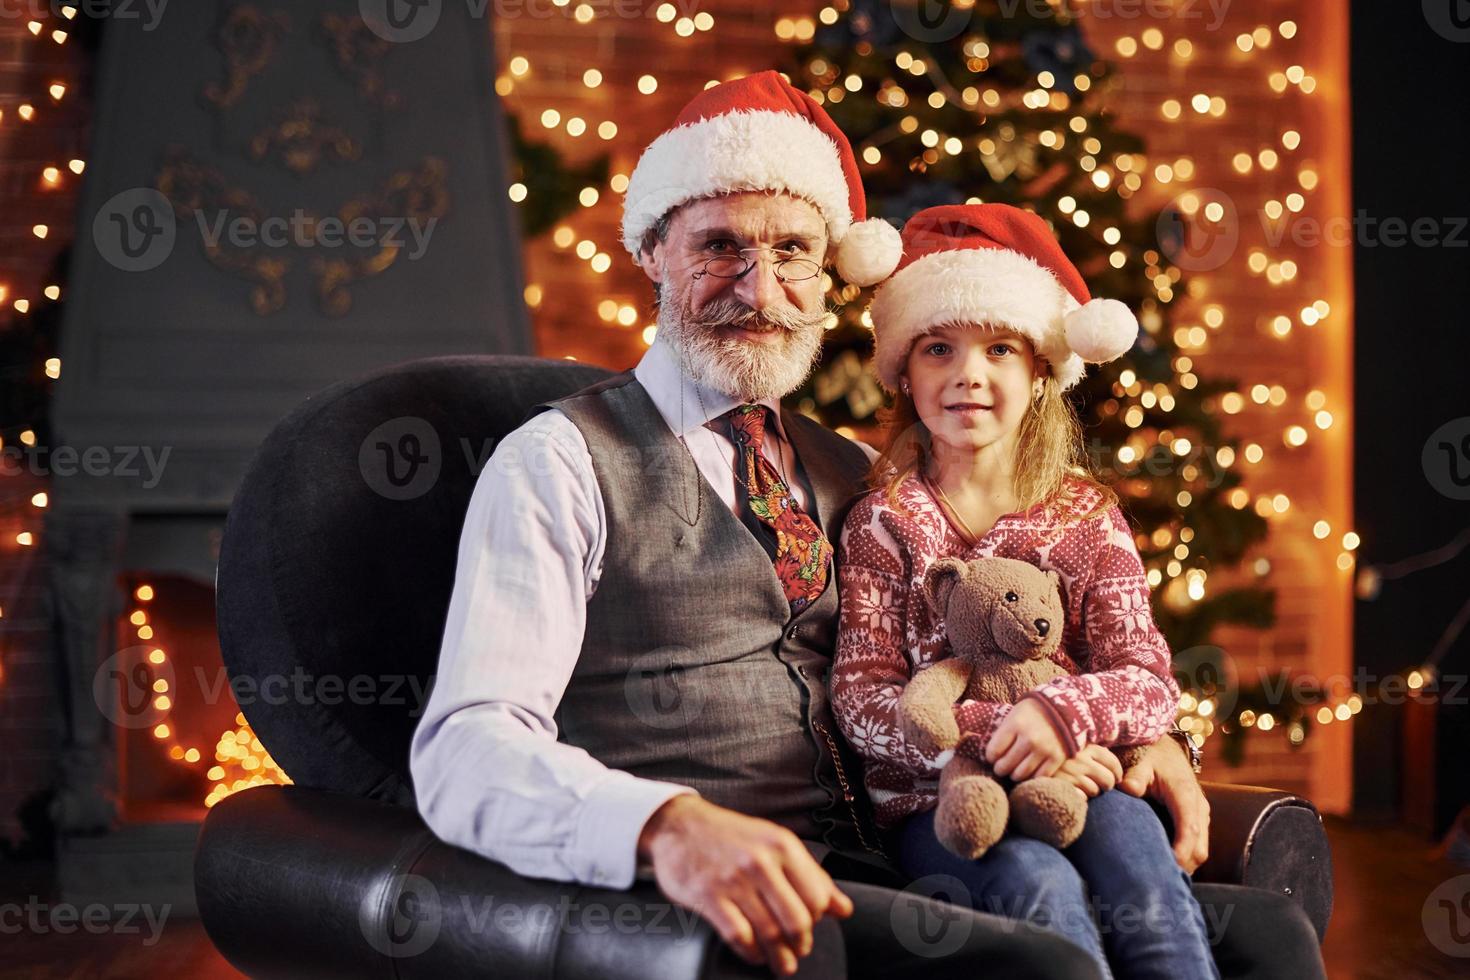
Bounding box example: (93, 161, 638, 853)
(834, 217, 903, 287)
(1065, 298, 1139, 363)
(621, 109, 853, 257)
(869, 247, 1085, 393)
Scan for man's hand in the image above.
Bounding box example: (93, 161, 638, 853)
(1119, 736, 1211, 873)
(985, 698, 1069, 780)
(637, 795, 853, 976)
(1054, 744, 1124, 798)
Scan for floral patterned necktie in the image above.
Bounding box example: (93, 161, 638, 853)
(707, 404, 832, 615)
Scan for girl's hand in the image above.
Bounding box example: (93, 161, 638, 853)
(1054, 744, 1124, 798)
(985, 698, 1069, 780)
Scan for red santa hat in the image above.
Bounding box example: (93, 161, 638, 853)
(869, 203, 1139, 393)
(620, 70, 903, 287)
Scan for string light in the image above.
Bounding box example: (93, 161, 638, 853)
(116, 583, 291, 807)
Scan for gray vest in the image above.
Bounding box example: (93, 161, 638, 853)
(534, 372, 894, 873)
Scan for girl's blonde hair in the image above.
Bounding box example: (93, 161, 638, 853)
(865, 332, 1117, 523)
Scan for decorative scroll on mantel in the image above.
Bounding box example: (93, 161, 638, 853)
(156, 147, 449, 316)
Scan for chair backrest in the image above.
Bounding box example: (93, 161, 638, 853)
(215, 354, 613, 804)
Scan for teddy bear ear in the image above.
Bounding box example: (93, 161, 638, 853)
(923, 557, 968, 617)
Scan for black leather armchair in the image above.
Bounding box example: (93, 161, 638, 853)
(198, 355, 1333, 978)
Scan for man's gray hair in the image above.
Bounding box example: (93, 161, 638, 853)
(638, 210, 675, 307)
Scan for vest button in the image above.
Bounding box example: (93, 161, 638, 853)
(786, 626, 800, 640)
(797, 664, 808, 678)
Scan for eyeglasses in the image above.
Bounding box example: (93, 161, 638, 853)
(691, 246, 823, 283)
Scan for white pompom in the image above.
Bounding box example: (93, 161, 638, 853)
(834, 217, 903, 287)
(1065, 298, 1139, 363)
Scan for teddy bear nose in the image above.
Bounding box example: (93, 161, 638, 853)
(1034, 618, 1050, 637)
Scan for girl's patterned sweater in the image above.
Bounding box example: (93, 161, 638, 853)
(832, 473, 1181, 829)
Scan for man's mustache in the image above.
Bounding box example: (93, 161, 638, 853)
(686, 298, 826, 333)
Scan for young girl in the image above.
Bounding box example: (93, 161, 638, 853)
(832, 204, 1218, 979)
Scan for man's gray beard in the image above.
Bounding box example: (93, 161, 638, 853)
(657, 286, 829, 403)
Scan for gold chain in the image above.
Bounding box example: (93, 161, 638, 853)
(813, 719, 888, 859)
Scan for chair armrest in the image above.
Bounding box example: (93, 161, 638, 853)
(1195, 781, 1334, 941)
(195, 785, 828, 979)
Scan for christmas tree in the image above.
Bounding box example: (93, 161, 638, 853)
(786, 0, 1274, 730)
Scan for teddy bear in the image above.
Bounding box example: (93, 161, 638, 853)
(898, 555, 1145, 860)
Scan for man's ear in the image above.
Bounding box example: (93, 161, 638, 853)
(635, 243, 663, 284)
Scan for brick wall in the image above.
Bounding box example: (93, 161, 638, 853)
(1, 10, 93, 849)
(0, 471, 58, 849)
(1073, 0, 1353, 808)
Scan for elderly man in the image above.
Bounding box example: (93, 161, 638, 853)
(411, 72, 1315, 979)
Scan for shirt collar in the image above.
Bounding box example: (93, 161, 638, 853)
(633, 335, 790, 442)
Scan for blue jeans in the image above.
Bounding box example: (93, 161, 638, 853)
(896, 788, 1220, 980)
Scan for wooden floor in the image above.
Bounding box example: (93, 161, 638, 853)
(1319, 817, 1468, 979)
(1, 817, 1465, 978)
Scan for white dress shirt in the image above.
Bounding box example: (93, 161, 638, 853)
(410, 336, 879, 889)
